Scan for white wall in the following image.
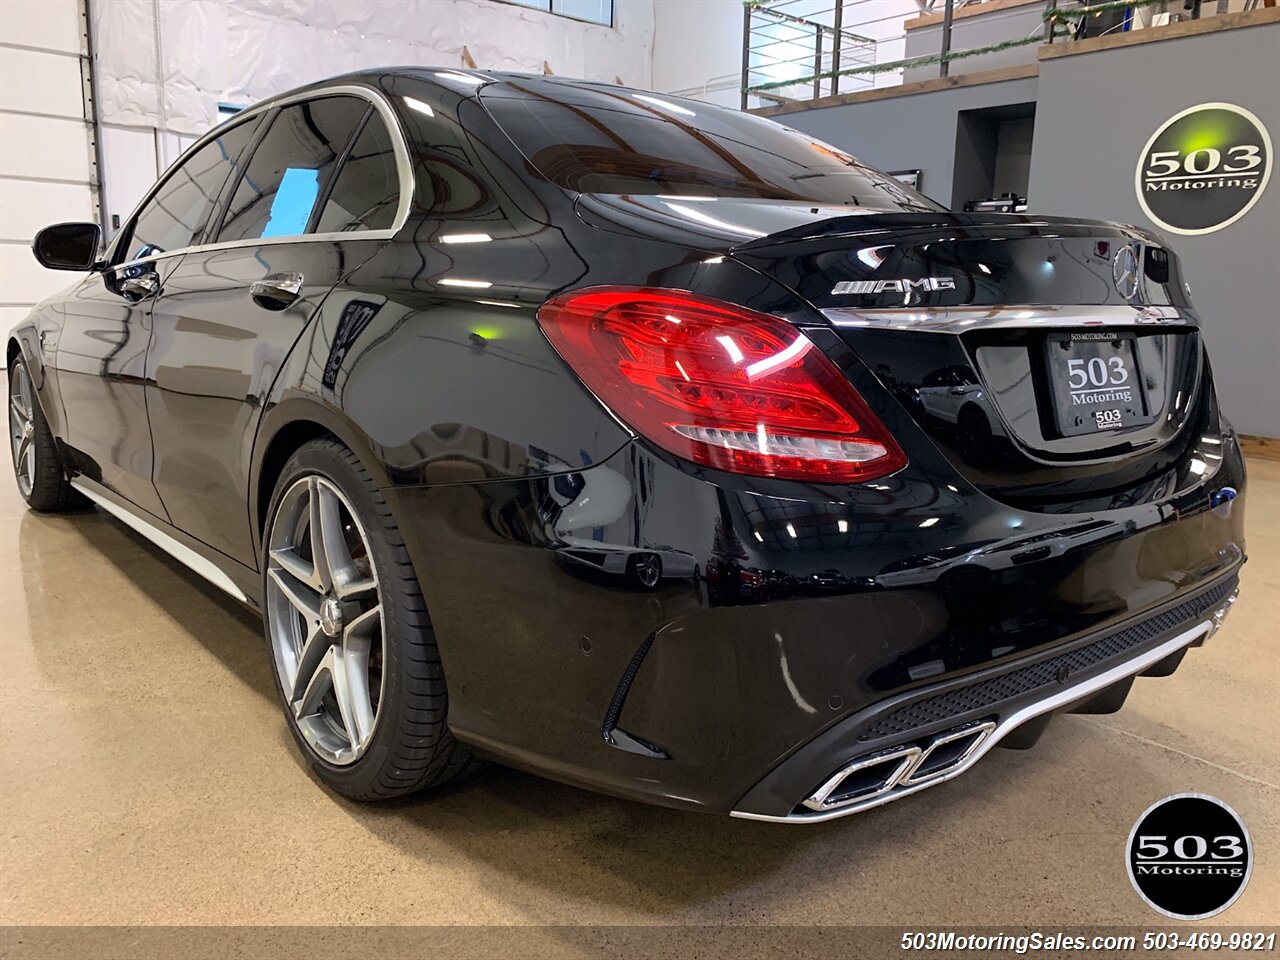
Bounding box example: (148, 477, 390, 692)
(0, 0, 97, 346)
(91, 0, 656, 231)
(651, 0, 743, 107)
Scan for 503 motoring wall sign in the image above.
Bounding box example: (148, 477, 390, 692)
(1135, 103, 1272, 236)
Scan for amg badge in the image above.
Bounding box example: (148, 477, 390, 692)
(832, 277, 956, 295)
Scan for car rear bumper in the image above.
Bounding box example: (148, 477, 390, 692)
(732, 571, 1239, 821)
(389, 424, 1247, 817)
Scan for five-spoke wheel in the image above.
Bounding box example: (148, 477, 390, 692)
(266, 475, 384, 766)
(628, 551, 663, 590)
(8, 360, 37, 498)
(262, 439, 479, 800)
(6, 355, 80, 511)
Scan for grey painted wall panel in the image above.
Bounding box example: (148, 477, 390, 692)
(993, 116, 1034, 195)
(1028, 24, 1280, 436)
(772, 76, 1039, 209)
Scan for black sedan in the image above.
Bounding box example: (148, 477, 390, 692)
(8, 69, 1245, 821)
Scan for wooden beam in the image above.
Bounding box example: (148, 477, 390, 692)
(1039, 6, 1279, 58)
(749, 63, 1038, 117)
(1240, 434, 1280, 462)
(906, 0, 1044, 32)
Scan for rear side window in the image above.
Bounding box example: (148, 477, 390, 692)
(315, 114, 401, 233)
(217, 96, 368, 243)
(125, 116, 260, 263)
(481, 80, 939, 209)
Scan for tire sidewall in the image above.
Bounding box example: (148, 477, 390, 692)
(8, 354, 70, 511)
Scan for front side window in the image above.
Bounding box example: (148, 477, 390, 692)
(480, 80, 940, 209)
(125, 116, 260, 263)
(217, 96, 369, 243)
(314, 114, 401, 233)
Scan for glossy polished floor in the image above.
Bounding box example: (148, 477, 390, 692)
(1, 460, 1277, 942)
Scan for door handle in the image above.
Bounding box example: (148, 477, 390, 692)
(120, 273, 160, 302)
(250, 272, 303, 310)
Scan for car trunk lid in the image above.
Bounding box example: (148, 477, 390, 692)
(725, 212, 1209, 507)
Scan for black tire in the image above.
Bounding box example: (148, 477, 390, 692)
(957, 405, 993, 467)
(263, 438, 482, 801)
(7, 354, 85, 512)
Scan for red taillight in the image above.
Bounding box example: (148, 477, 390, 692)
(537, 287, 907, 483)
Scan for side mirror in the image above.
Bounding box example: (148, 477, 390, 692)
(32, 221, 101, 271)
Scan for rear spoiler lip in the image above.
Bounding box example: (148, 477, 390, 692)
(575, 192, 1166, 254)
(730, 213, 1162, 253)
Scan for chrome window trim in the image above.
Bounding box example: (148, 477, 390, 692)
(110, 83, 414, 271)
(731, 618, 1215, 823)
(822, 304, 1194, 332)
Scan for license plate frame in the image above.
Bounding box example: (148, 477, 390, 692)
(1044, 332, 1154, 438)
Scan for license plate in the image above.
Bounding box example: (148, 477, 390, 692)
(1045, 333, 1152, 437)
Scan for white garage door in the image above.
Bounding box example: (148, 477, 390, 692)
(0, 0, 98, 361)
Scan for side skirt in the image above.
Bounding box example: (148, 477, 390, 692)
(70, 478, 261, 609)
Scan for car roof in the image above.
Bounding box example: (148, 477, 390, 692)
(259, 67, 692, 110)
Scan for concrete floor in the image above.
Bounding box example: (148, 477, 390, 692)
(1, 460, 1277, 942)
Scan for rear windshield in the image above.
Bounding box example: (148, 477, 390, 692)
(480, 80, 939, 210)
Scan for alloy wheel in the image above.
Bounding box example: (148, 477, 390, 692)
(8, 363, 36, 497)
(266, 475, 385, 765)
(633, 552, 661, 588)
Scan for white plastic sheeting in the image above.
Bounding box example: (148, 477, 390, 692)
(91, 0, 656, 136)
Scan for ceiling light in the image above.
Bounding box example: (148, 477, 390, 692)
(403, 96, 434, 117)
(633, 94, 695, 117)
(434, 71, 484, 86)
(664, 202, 766, 238)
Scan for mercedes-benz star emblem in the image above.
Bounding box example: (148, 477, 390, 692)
(1113, 245, 1141, 300)
(320, 596, 343, 638)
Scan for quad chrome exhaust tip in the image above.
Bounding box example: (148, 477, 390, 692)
(801, 721, 996, 813)
(733, 616, 1219, 823)
(1207, 587, 1240, 639)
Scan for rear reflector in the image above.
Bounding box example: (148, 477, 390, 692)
(537, 287, 907, 483)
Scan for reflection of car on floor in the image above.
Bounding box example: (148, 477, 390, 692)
(556, 541, 698, 589)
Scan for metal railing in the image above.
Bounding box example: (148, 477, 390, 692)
(740, 0, 1245, 109)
